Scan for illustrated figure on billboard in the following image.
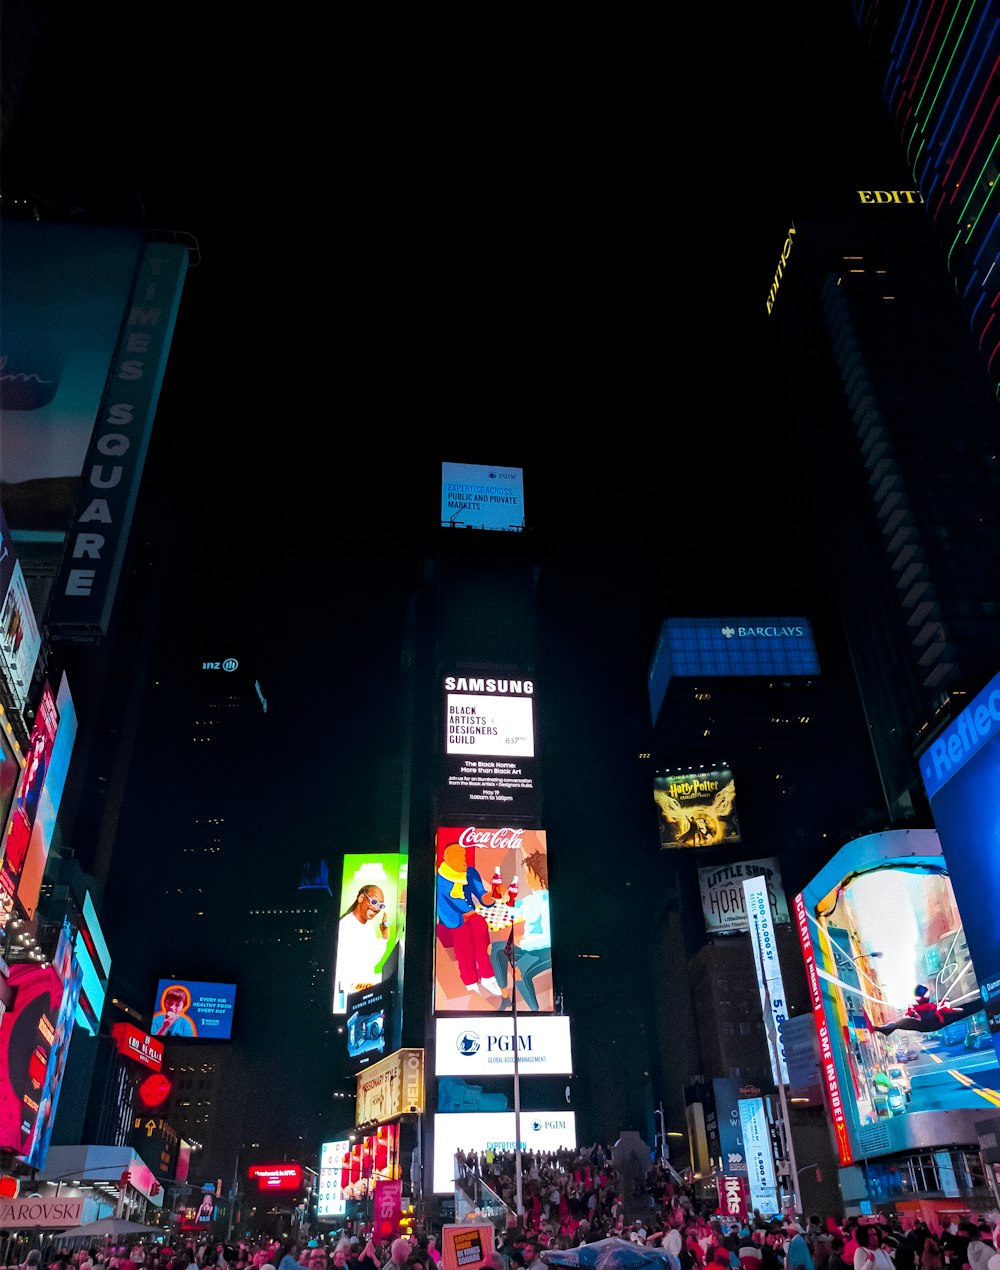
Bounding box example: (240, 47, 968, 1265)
(654, 775, 737, 848)
(436, 842, 502, 997)
(337, 886, 390, 997)
(491, 848, 551, 1012)
(152, 984, 197, 1037)
(871, 983, 980, 1035)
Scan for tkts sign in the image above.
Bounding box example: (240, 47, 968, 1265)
(716, 1174, 748, 1219)
(112, 1023, 164, 1071)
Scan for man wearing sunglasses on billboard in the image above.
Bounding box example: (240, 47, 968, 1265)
(336, 885, 391, 1007)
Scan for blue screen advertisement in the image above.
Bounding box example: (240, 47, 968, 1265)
(151, 980, 236, 1040)
(920, 669, 1000, 1057)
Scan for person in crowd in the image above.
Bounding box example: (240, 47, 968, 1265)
(786, 1226, 814, 1270)
(827, 1238, 849, 1270)
(276, 1245, 302, 1270)
(966, 1225, 994, 1270)
(383, 1243, 412, 1270)
(854, 1228, 893, 1270)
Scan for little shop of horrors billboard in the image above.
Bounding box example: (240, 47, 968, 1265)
(440, 673, 539, 818)
(699, 857, 789, 934)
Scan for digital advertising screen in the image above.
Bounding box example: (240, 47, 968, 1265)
(151, 980, 236, 1039)
(796, 829, 1000, 1165)
(0, 681, 59, 921)
(441, 673, 539, 817)
(346, 982, 393, 1072)
(653, 767, 740, 849)
(18, 673, 77, 921)
(435, 1015, 572, 1076)
(738, 1097, 779, 1217)
(920, 669, 1000, 1058)
(432, 1110, 576, 1193)
(699, 857, 788, 934)
(355, 1048, 424, 1124)
(0, 920, 81, 1168)
(318, 1139, 351, 1217)
(334, 854, 403, 1015)
(0, 556, 42, 716)
(744, 875, 791, 1086)
(434, 825, 552, 1014)
(441, 461, 525, 532)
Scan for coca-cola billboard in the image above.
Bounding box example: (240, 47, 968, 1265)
(434, 826, 551, 1014)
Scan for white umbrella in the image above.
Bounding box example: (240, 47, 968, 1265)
(52, 1217, 165, 1239)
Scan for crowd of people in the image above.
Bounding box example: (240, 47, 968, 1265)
(7, 1143, 1000, 1270)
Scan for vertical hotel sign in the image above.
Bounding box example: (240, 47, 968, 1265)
(50, 242, 189, 640)
(793, 892, 851, 1164)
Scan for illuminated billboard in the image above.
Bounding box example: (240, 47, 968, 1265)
(0, 507, 42, 715)
(441, 673, 539, 817)
(738, 1097, 779, 1216)
(248, 1163, 303, 1191)
(699, 857, 788, 934)
(920, 669, 1000, 1058)
(432, 1111, 576, 1193)
(346, 982, 392, 1072)
(112, 1024, 164, 1071)
(653, 767, 740, 849)
(795, 829, 1000, 1165)
(435, 1015, 572, 1076)
(355, 1048, 424, 1124)
(334, 854, 403, 1015)
(74, 890, 111, 1035)
(441, 462, 525, 532)
(0, 681, 59, 922)
(0, 920, 81, 1170)
(318, 1139, 351, 1217)
(435, 826, 552, 1014)
(150, 980, 236, 1039)
(18, 674, 77, 921)
(744, 875, 790, 1085)
(648, 616, 820, 726)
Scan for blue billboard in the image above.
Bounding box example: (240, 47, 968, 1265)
(648, 616, 820, 725)
(920, 669, 1000, 1058)
(151, 980, 236, 1040)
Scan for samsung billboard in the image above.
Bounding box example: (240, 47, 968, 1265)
(441, 672, 539, 817)
(435, 1015, 572, 1076)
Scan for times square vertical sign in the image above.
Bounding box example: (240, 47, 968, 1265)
(440, 673, 539, 818)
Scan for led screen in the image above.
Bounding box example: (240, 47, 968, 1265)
(318, 1139, 351, 1216)
(441, 462, 525, 532)
(151, 980, 236, 1039)
(920, 669, 1000, 1057)
(432, 1111, 576, 1193)
(796, 829, 1000, 1164)
(19, 673, 77, 920)
(653, 767, 741, 849)
(334, 854, 402, 1015)
(0, 921, 81, 1168)
(434, 826, 552, 1014)
(435, 1015, 573, 1076)
(0, 682, 58, 920)
(346, 982, 392, 1071)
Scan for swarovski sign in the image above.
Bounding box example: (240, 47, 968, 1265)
(435, 1015, 573, 1076)
(0, 1197, 84, 1226)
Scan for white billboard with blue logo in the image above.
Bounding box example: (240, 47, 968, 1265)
(435, 1015, 572, 1076)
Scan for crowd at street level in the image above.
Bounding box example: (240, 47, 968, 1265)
(5, 1144, 1000, 1270)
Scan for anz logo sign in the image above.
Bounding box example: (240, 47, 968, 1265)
(202, 658, 239, 672)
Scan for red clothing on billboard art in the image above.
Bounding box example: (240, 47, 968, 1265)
(437, 914, 492, 987)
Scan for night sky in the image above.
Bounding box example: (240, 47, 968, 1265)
(2, 6, 906, 1152)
